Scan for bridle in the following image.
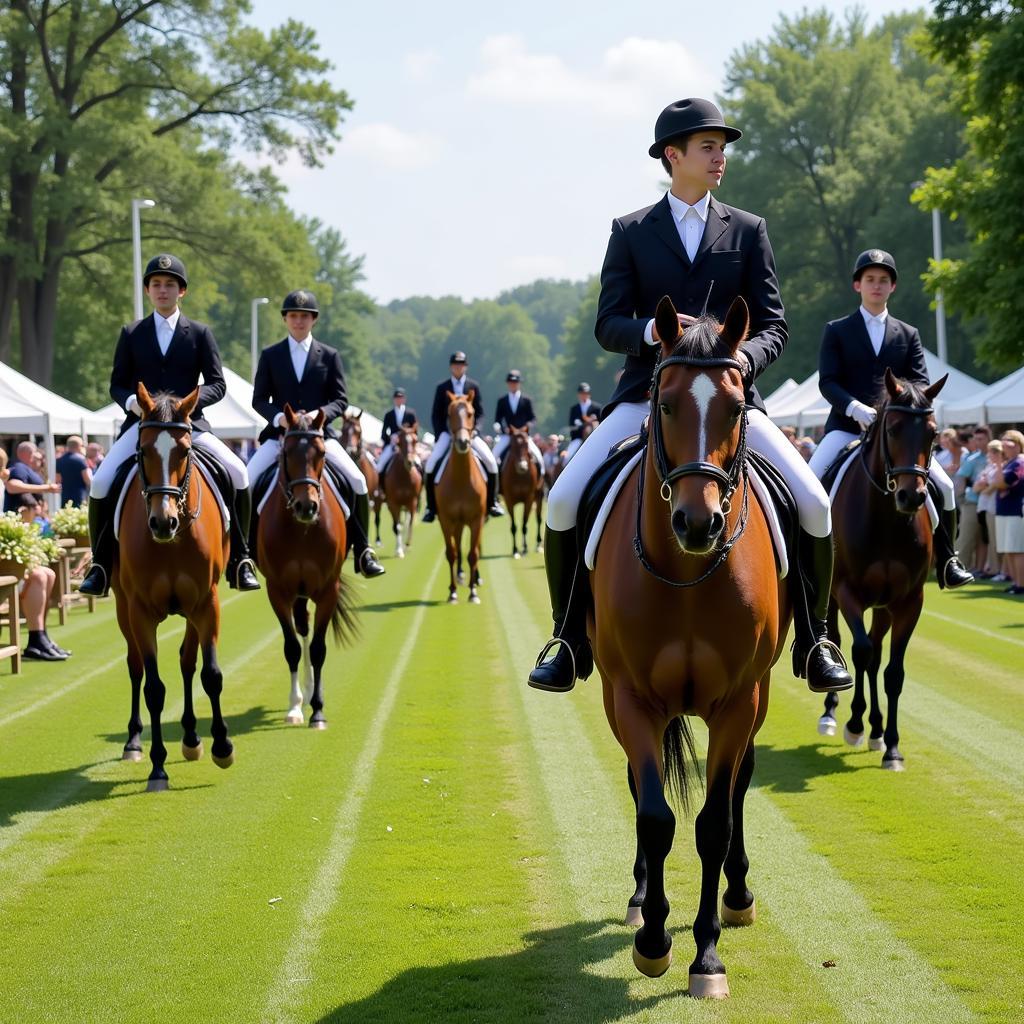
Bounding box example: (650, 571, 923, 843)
(279, 426, 325, 510)
(860, 403, 934, 496)
(448, 400, 474, 450)
(634, 353, 751, 588)
(136, 419, 197, 529)
(342, 419, 362, 460)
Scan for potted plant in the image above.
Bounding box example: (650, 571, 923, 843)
(51, 502, 90, 548)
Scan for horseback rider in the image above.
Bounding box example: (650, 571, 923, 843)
(529, 97, 853, 695)
(564, 382, 603, 463)
(376, 387, 420, 477)
(248, 289, 385, 578)
(493, 371, 545, 472)
(422, 351, 505, 522)
(79, 254, 260, 596)
(808, 249, 973, 589)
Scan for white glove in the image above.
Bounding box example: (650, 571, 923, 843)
(846, 400, 876, 429)
(126, 395, 141, 416)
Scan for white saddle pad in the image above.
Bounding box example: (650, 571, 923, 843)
(114, 462, 230, 540)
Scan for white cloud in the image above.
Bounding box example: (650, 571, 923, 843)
(404, 49, 441, 81)
(343, 123, 443, 167)
(467, 34, 716, 118)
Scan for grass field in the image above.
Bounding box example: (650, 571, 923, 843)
(1, 519, 1022, 1023)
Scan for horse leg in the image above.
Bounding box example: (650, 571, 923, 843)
(866, 608, 892, 751)
(445, 527, 459, 603)
(468, 519, 481, 604)
(818, 603, 841, 736)
(179, 622, 203, 760)
(307, 587, 335, 730)
(838, 595, 870, 746)
(880, 595, 922, 771)
(293, 598, 314, 706)
(130, 613, 168, 791)
(391, 503, 404, 559)
(721, 739, 756, 926)
(509, 504, 519, 557)
(535, 490, 544, 553)
(520, 497, 530, 556)
(116, 590, 144, 762)
(267, 585, 303, 723)
(625, 762, 647, 928)
(374, 494, 382, 546)
(193, 597, 232, 769)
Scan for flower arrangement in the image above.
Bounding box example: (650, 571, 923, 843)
(51, 502, 89, 543)
(0, 511, 59, 576)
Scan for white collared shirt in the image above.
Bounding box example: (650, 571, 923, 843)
(395, 404, 406, 421)
(154, 308, 180, 357)
(289, 334, 313, 380)
(578, 400, 591, 419)
(450, 375, 466, 395)
(508, 390, 520, 413)
(859, 306, 888, 356)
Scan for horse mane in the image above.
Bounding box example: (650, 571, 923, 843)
(670, 315, 736, 361)
(876, 377, 930, 411)
(147, 391, 181, 422)
(292, 411, 319, 431)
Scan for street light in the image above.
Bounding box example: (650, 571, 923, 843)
(911, 182, 948, 364)
(251, 297, 270, 381)
(131, 198, 156, 321)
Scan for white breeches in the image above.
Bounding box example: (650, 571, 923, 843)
(425, 432, 498, 474)
(809, 429, 955, 510)
(546, 402, 832, 537)
(494, 433, 545, 468)
(91, 424, 249, 499)
(247, 437, 367, 495)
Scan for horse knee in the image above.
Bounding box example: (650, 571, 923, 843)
(637, 807, 675, 861)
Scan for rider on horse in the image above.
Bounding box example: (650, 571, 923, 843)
(493, 371, 545, 473)
(529, 97, 853, 695)
(422, 351, 505, 522)
(376, 387, 420, 477)
(79, 253, 260, 596)
(564, 382, 603, 463)
(807, 249, 973, 589)
(247, 289, 385, 579)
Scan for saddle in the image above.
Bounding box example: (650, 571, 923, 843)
(820, 438, 863, 495)
(435, 447, 487, 483)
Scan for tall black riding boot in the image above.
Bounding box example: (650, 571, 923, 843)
(792, 530, 853, 693)
(78, 495, 115, 597)
(934, 506, 974, 589)
(422, 471, 437, 523)
(486, 471, 505, 518)
(226, 487, 261, 591)
(528, 527, 593, 693)
(352, 492, 385, 577)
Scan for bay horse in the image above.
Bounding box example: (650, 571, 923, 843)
(817, 369, 946, 770)
(341, 410, 382, 545)
(114, 384, 232, 792)
(590, 296, 789, 999)
(499, 425, 543, 557)
(382, 425, 422, 559)
(435, 392, 486, 604)
(257, 405, 357, 728)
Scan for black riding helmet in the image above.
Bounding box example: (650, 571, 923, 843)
(281, 289, 319, 317)
(853, 249, 898, 283)
(143, 253, 188, 289)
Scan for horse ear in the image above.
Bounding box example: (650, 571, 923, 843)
(355, 409, 362, 420)
(283, 402, 297, 426)
(721, 297, 750, 353)
(924, 373, 948, 401)
(446, 390, 456, 402)
(466, 389, 476, 405)
(311, 408, 326, 431)
(655, 295, 679, 356)
(137, 382, 156, 415)
(884, 367, 903, 398)
(177, 387, 200, 420)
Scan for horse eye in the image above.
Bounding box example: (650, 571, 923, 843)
(659, 402, 671, 416)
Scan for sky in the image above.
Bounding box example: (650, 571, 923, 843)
(247, 0, 922, 304)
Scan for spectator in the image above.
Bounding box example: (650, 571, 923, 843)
(992, 429, 1024, 594)
(796, 436, 816, 461)
(3, 441, 60, 513)
(17, 493, 53, 534)
(975, 440, 1005, 578)
(935, 427, 963, 475)
(85, 441, 105, 470)
(55, 435, 92, 507)
(0, 447, 9, 485)
(956, 427, 988, 572)
(781, 425, 799, 449)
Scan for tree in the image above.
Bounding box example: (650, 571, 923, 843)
(496, 278, 589, 359)
(0, 1, 349, 384)
(916, 0, 1024, 369)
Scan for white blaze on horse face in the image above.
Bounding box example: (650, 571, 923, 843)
(153, 430, 177, 515)
(690, 374, 718, 458)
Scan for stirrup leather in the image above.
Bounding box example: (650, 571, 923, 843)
(534, 635, 577, 680)
(805, 637, 847, 680)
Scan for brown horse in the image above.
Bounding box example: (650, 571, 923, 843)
(435, 392, 486, 604)
(341, 410, 382, 545)
(114, 384, 232, 792)
(589, 296, 789, 999)
(818, 369, 946, 769)
(383, 425, 422, 559)
(499, 426, 544, 558)
(257, 405, 356, 728)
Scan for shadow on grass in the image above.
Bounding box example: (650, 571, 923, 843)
(96, 703, 287, 747)
(752, 741, 864, 793)
(314, 919, 678, 1023)
(357, 599, 446, 614)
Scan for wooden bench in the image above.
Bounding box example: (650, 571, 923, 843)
(0, 573, 22, 675)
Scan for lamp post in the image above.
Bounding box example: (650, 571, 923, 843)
(131, 198, 156, 320)
(930, 207, 948, 364)
(251, 297, 270, 381)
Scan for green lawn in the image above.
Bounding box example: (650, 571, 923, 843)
(1, 522, 1021, 1023)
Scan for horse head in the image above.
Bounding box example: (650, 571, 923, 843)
(509, 425, 531, 474)
(136, 383, 198, 543)
(652, 295, 749, 556)
(870, 368, 946, 514)
(399, 425, 418, 468)
(447, 391, 476, 454)
(281, 403, 327, 524)
(341, 410, 362, 459)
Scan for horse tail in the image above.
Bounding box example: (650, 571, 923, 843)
(330, 573, 360, 646)
(662, 715, 702, 813)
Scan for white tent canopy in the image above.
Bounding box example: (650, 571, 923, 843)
(762, 377, 799, 407)
(0, 360, 113, 436)
(940, 365, 1024, 426)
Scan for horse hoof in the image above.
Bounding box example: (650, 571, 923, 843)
(624, 905, 643, 928)
(448, 594, 458, 604)
(309, 719, 328, 731)
(146, 778, 169, 793)
(122, 748, 143, 763)
(632, 943, 672, 978)
(720, 897, 755, 927)
(688, 973, 729, 1000)
(882, 756, 905, 772)
(817, 715, 837, 737)
(212, 751, 235, 770)
(285, 711, 304, 725)
(397, 550, 405, 559)
(514, 552, 521, 560)
(457, 572, 466, 584)
(843, 725, 865, 747)
(469, 594, 481, 605)
(868, 736, 886, 752)
(181, 740, 203, 761)
(537, 545, 544, 554)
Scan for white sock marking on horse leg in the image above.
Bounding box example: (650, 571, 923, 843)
(690, 373, 717, 460)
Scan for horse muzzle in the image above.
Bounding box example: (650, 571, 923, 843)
(515, 460, 529, 475)
(671, 505, 726, 555)
(148, 513, 179, 543)
(454, 432, 471, 454)
(893, 486, 927, 515)
(291, 498, 320, 524)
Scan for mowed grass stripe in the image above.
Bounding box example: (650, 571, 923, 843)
(262, 557, 442, 1024)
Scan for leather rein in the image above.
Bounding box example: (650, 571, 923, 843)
(859, 403, 934, 496)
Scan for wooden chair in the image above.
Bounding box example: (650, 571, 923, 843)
(0, 573, 22, 675)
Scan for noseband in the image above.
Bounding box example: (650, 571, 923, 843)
(280, 427, 325, 509)
(634, 354, 751, 588)
(136, 420, 196, 528)
(860, 404, 934, 495)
